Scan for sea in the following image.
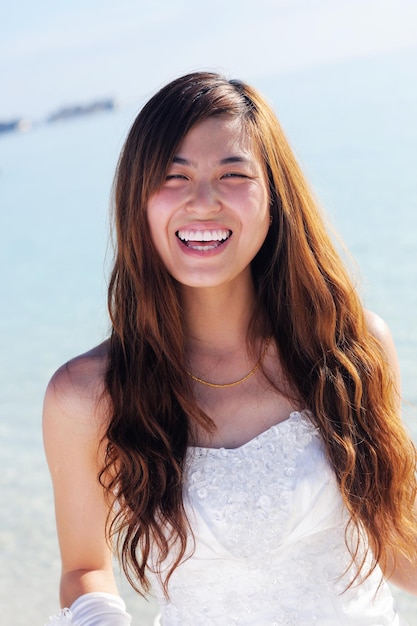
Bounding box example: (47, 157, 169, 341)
(1, 48, 416, 625)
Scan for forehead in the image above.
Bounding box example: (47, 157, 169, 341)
(176, 116, 261, 159)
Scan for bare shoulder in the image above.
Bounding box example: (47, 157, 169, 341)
(43, 340, 110, 443)
(43, 341, 120, 602)
(364, 309, 401, 391)
(364, 310, 397, 355)
(364, 310, 391, 341)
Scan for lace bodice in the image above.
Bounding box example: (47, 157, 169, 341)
(148, 411, 406, 625)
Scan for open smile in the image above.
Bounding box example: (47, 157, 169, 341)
(176, 229, 232, 251)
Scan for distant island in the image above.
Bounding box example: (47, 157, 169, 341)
(0, 118, 32, 134)
(47, 98, 116, 123)
(0, 98, 116, 135)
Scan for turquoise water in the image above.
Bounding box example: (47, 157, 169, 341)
(1, 49, 416, 624)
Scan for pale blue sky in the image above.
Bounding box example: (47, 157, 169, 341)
(1, 0, 417, 119)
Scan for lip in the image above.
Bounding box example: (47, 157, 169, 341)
(175, 237, 231, 256)
(176, 221, 232, 231)
(175, 223, 233, 256)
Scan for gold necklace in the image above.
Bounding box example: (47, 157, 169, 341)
(187, 336, 272, 389)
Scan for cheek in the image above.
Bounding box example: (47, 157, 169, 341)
(246, 199, 270, 251)
(253, 218, 270, 254)
(246, 190, 270, 229)
(146, 201, 177, 273)
(146, 198, 168, 241)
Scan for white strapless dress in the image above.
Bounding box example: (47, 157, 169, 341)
(148, 411, 407, 625)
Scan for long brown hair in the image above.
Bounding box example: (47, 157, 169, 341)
(102, 72, 416, 595)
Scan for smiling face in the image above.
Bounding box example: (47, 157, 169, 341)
(146, 116, 270, 292)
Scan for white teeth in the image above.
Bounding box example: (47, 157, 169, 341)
(177, 229, 231, 242)
(192, 244, 218, 251)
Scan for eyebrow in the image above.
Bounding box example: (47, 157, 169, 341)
(172, 155, 251, 166)
(221, 156, 251, 165)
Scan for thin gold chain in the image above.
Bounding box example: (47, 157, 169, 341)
(187, 336, 272, 389)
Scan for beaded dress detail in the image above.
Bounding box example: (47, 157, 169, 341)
(148, 411, 406, 625)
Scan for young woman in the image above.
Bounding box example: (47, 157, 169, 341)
(44, 72, 417, 625)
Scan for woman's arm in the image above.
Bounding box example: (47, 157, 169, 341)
(43, 345, 120, 608)
(365, 311, 417, 595)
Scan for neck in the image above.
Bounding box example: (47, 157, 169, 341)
(180, 278, 259, 354)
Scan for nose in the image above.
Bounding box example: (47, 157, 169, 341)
(186, 180, 221, 214)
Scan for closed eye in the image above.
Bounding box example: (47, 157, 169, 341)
(221, 172, 250, 179)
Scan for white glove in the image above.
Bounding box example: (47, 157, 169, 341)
(45, 592, 132, 625)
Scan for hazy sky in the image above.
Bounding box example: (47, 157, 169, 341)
(1, 0, 417, 119)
